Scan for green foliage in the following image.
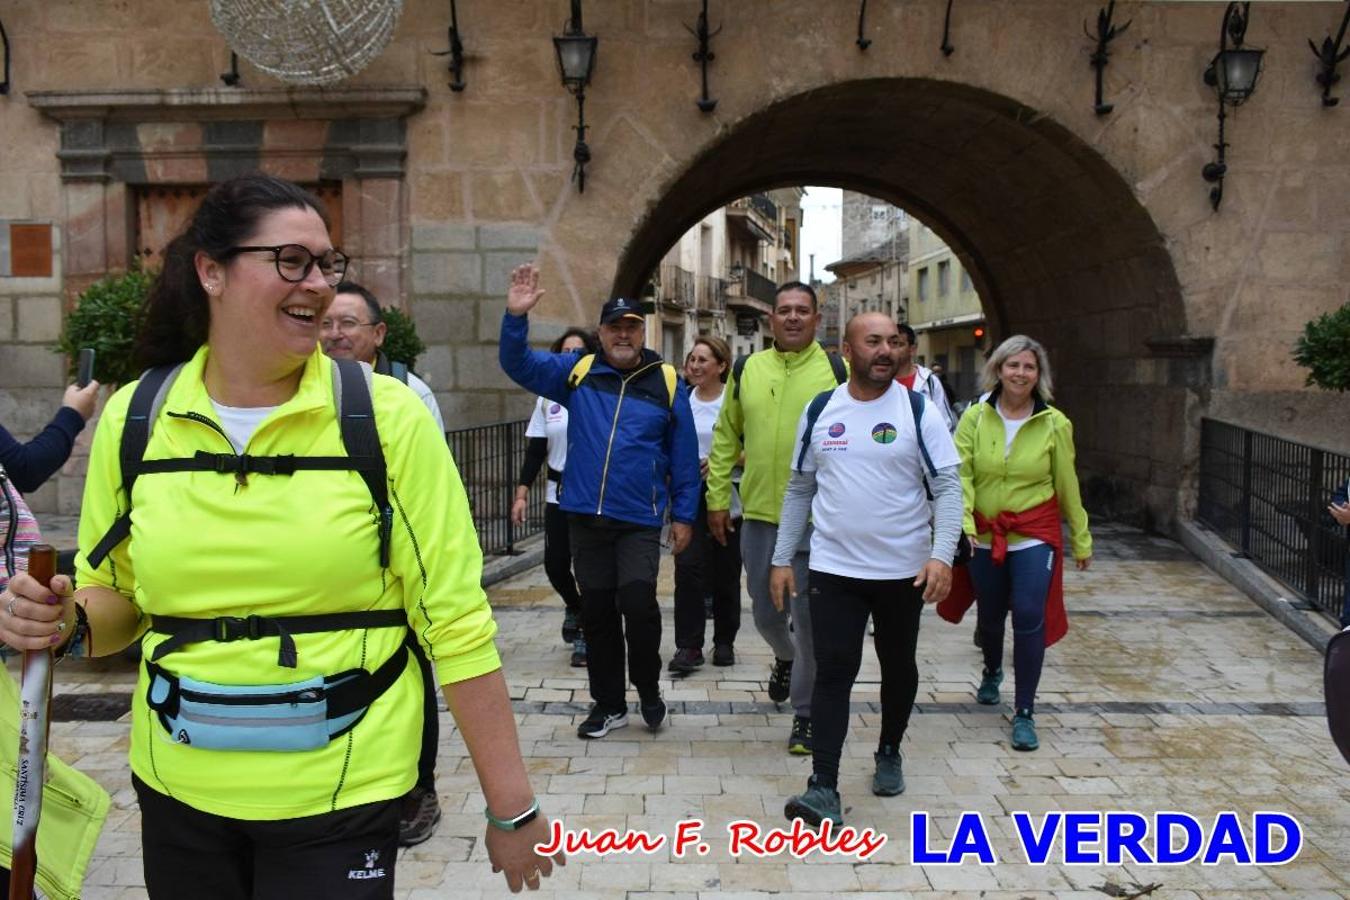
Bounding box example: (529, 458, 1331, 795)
(56, 267, 155, 386)
(1293, 303, 1350, 392)
(381, 306, 426, 368)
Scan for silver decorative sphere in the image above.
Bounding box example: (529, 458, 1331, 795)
(210, 0, 405, 86)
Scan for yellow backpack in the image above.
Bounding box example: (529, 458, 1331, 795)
(566, 354, 678, 408)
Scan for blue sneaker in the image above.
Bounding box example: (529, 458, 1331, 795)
(784, 776, 843, 827)
(976, 668, 1003, 705)
(871, 744, 905, 796)
(1011, 708, 1039, 751)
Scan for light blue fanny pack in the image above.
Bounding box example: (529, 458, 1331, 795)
(143, 643, 409, 752)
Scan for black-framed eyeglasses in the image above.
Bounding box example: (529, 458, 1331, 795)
(225, 244, 349, 286)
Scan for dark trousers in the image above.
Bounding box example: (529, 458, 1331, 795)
(969, 544, 1055, 712)
(134, 775, 399, 900)
(673, 490, 742, 650)
(544, 502, 582, 613)
(808, 570, 925, 788)
(408, 635, 438, 792)
(569, 515, 662, 711)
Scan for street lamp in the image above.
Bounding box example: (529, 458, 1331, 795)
(1, 15, 11, 95)
(555, 0, 597, 192)
(1201, 2, 1264, 211)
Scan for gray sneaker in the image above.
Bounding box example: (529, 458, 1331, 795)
(871, 744, 905, 796)
(784, 776, 843, 827)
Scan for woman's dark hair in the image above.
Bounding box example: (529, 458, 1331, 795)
(551, 326, 599, 355)
(135, 173, 330, 369)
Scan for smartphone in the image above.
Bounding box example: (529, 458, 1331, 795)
(76, 348, 96, 387)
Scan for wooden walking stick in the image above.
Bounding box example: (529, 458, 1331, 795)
(10, 544, 57, 900)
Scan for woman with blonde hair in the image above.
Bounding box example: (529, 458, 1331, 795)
(952, 335, 1091, 751)
(669, 335, 742, 672)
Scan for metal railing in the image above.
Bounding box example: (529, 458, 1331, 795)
(743, 268, 777, 305)
(698, 274, 727, 313)
(445, 419, 546, 556)
(659, 263, 696, 309)
(1197, 419, 1348, 621)
(748, 192, 778, 221)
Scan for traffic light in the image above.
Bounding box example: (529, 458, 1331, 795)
(973, 325, 986, 340)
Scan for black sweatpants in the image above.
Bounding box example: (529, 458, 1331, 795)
(134, 775, 400, 899)
(544, 502, 582, 613)
(808, 570, 925, 788)
(408, 635, 439, 792)
(568, 514, 662, 711)
(673, 489, 742, 651)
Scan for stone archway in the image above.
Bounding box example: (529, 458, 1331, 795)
(612, 78, 1199, 532)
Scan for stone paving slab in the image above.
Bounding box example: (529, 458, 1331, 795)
(39, 523, 1350, 897)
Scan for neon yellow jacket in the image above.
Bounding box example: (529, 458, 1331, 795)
(75, 346, 500, 820)
(706, 342, 846, 524)
(954, 393, 1093, 560)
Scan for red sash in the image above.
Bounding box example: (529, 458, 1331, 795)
(937, 496, 1069, 647)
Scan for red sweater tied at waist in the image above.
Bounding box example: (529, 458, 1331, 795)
(937, 496, 1069, 647)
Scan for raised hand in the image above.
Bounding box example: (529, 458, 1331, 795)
(506, 263, 546, 317)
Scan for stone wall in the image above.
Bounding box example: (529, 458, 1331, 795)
(0, 0, 1345, 527)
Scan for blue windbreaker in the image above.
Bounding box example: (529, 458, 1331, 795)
(499, 313, 700, 527)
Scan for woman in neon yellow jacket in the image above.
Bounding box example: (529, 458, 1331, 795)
(0, 174, 562, 896)
(955, 335, 1092, 753)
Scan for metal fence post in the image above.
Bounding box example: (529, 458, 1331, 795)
(1238, 429, 1253, 557)
(503, 422, 516, 555)
(1307, 447, 1324, 600)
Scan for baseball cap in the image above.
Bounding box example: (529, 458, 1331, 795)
(599, 297, 644, 325)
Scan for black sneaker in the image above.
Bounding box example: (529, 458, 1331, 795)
(784, 775, 842, 827)
(767, 658, 792, 703)
(639, 692, 667, 732)
(397, 785, 442, 847)
(668, 647, 704, 674)
(570, 636, 588, 668)
(788, 715, 812, 755)
(577, 704, 628, 739)
(561, 609, 581, 644)
(871, 744, 905, 796)
(711, 643, 735, 666)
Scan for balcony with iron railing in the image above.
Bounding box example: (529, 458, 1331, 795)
(727, 193, 779, 243)
(697, 275, 727, 315)
(725, 266, 775, 314)
(658, 263, 695, 309)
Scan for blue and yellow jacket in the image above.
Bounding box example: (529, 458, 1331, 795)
(499, 313, 701, 527)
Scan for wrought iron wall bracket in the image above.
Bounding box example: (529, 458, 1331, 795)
(0, 17, 10, 95)
(1309, 2, 1350, 107)
(686, 0, 722, 112)
(940, 0, 956, 56)
(220, 51, 242, 88)
(857, 0, 872, 50)
(1086, 1, 1130, 115)
(431, 0, 467, 92)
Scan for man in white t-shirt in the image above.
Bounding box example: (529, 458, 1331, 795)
(322, 282, 445, 431)
(769, 312, 963, 828)
(320, 280, 444, 848)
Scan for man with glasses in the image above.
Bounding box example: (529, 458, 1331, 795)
(321, 281, 445, 848)
(321, 282, 445, 431)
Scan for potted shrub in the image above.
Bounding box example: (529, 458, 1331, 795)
(1293, 303, 1350, 392)
(381, 306, 426, 369)
(55, 267, 154, 385)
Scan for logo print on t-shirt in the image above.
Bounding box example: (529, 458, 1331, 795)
(828, 422, 846, 438)
(549, 403, 562, 414)
(871, 422, 897, 444)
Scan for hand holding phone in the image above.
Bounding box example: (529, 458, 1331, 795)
(76, 348, 96, 388)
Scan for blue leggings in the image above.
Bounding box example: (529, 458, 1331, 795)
(969, 544, 1055, 712)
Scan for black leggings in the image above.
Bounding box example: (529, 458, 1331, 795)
(808, 570, 925, 789)
(672, 489, 742, 650)
(544, 502, 582, 613)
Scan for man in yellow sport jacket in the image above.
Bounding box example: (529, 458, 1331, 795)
(706, 282, 846, 755)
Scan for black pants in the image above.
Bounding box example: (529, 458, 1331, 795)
(673, 489, 742, 650)
(544, 502, 582, 613)
(808, 570, 925, 788)
(134, 775, 400, 899)
(569, 514, 662, 711)
(408, 635, 438, 792)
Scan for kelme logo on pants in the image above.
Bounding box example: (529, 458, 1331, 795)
(871, 422, 897, 444)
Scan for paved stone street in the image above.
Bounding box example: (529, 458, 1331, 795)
(45, 524, 1350, 898)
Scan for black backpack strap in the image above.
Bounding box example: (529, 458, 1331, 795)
(87, 364, 183, 569)
(908, 388, 938, 479)
(332, 358, 393, 568)
(149, 609, 408, 669)
(795, 388, 836, 472)
(819, 342, 847, 385)
(325, 641, 411, 719)
(731, 355, 749, 400)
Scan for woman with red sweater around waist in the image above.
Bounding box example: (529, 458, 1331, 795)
(953, 335, 1092, 752)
